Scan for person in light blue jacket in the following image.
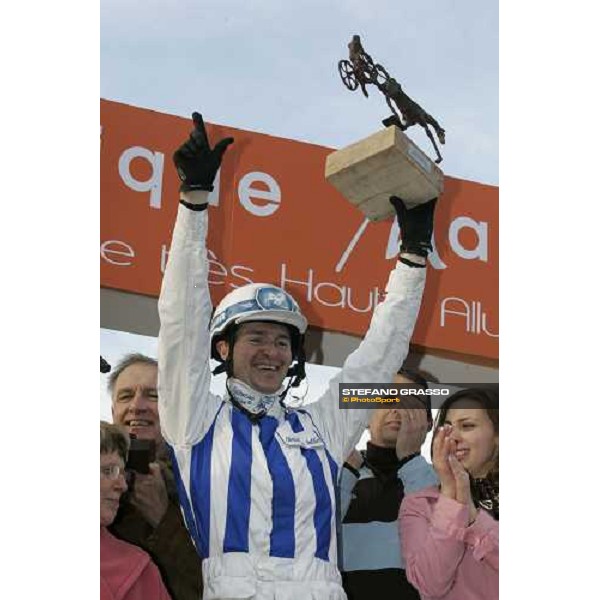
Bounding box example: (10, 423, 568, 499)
(339, 369, 437, 599)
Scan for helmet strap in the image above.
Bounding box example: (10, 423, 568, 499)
(212, 362, 227, 376)
(285, 335, 307, 388)
(278, 377, 295, 409)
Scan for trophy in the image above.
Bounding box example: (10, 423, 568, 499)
(325, 35, 445, 221)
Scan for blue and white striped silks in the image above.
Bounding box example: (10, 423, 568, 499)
(170, 402, 339, 564)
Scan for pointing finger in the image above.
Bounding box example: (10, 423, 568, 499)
(191, 111, 209, 148)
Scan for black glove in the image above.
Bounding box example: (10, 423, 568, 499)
(173, 112, 234, 193)
(390, 196, 437, 259)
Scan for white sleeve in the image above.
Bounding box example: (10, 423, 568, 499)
(157, 204, 221, 446)
(306, 262, 426, 465)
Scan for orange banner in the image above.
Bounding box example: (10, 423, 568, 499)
(101, 99, 498, 360)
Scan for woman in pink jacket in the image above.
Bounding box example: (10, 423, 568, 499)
(100, 421, 172, 600)
(398, 388, 498, 600)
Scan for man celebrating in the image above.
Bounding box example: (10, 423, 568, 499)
(108, 353, 202, 600)
(158, 112, 437, 599)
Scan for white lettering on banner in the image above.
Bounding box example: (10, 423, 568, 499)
(314, 282, 345, 308)
(280, 263, 380, 313)
(118, 140, 224, 210)
(230, 265, 255, 288)
(207, 249, 228, 284)
(238, 172, 281, 216)
(280, 263, 313, 301)
(115, 144, 278, 214)
(101, 240, 135, 266)
(160, 244, 169, 274)
(336, 217, 369, 273)
(440, 297, 498, 338)
(118, 147, 165, 209)
(205, 249, 255, 288)
(157, 249, 499, 338)
(449, 217, 488, 262)
(340, 215, 490, 272)
(347, 285, 380, 312)
(161, 245, 256, 286)
(428, 234, 447, 270)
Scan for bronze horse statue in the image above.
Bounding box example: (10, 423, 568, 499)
(338, 35, 446, 163)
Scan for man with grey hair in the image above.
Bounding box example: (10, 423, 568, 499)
(108, 353, 162, 443)
(108, 353, 202, 600)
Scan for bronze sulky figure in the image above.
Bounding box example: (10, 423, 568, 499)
(338, 35, 446, 163)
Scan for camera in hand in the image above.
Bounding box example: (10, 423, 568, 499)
(126, 435, 156, 475)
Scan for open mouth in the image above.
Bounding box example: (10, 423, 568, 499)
(126, 419, 154, 427)
(254, 364, 280, 372)
(455, 448, 469, 460)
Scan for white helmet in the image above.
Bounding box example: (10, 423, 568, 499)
(210, 283, 308, 359)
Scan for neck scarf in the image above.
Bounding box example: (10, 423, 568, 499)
(227, 378, 285, 417)
(471, 474, 499, 520)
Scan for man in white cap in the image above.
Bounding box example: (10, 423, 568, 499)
(158, 112, 437, 600)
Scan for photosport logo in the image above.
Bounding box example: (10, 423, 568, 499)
(338, 383, 499, 409)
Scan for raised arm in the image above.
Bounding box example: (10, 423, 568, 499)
(157, 113, 234, 446)
(307, 197, 437, 464)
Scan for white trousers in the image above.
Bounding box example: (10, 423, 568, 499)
(201, 553, 347, 600)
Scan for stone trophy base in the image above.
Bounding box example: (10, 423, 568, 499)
(324, 125, 444, 222)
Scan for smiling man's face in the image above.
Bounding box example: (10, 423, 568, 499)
(111, 362, 161, 442)
(218, 322, 293, 394)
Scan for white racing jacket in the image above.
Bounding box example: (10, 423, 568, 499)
(158, 206, 427, 600)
